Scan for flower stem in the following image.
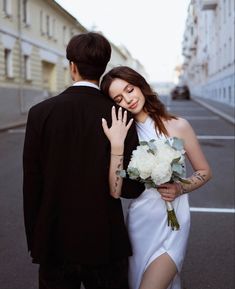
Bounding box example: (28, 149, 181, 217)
(167, 209, 180, 231)
(165, 201, 180, 230)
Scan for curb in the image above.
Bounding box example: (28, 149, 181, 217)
(193, 98, 235, 125)
(0, 121, 27, 132)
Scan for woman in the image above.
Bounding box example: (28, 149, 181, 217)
(101, 66, 212, 289)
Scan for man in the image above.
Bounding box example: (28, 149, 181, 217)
(23, 32, 143, 289)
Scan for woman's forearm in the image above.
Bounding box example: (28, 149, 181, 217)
(109, 145, 124, 198)
(109, 154, 124, 198)
(179, 168, 212, 195)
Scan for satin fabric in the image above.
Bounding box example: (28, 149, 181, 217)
(127, 117, 190, 289)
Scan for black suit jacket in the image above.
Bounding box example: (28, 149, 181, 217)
(23, 86, 144, 265)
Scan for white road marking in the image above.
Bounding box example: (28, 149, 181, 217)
(197, 135, 235, 140)
(168, 107, 206, 111)
(190, 207, 235, 213)
(185, 116, 220, 120)
(8, 129, 26, 134)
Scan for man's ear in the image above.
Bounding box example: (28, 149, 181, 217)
(71, 61, 75, 72)
(69, 61, 77, 81)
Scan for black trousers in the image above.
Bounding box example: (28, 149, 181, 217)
(39, 259, 129, 289)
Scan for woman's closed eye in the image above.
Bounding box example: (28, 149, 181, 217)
(114, 96, 123, 103)
(127, 87, 134, 93)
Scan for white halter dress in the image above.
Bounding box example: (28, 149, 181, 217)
(127, 117, 190, 289)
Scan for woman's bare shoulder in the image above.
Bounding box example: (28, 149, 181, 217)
(168, 117, 192, 132)
(166, 117, 192, 137)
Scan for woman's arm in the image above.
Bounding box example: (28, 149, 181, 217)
(158, 118, 212, 202)
(102, 106, 133, 198)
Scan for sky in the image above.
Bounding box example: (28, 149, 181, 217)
(55, 0, 190, 83)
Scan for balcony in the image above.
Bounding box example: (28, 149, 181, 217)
(201, 0, 218, 10)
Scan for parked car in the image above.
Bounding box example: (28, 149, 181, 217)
(171, 85, 190, 100)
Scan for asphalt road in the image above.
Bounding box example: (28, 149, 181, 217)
(0, 98, 234, 289)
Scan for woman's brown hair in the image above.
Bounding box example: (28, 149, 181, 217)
(101, 66, 177, 136)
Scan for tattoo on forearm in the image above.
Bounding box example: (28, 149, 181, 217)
(193, 172, 206, 182)
(112, 157, 123, 195)
(181, 171, 208, 194)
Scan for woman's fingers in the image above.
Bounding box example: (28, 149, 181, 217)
(123, 110, 127, 124)
(126, 118, 134, 130)
(107, 107, 133, 130)
(118, 107, 122, 121)
(157, 183, 179, 201)
(111, 106, 117, 123)
(101, 118, 109, 135)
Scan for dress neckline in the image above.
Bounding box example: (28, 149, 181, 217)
(136, 115, 152, 125)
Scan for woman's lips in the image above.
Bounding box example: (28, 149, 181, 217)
(129, 100, 138, 110)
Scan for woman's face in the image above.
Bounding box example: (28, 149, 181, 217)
(108, 78, 145, 115)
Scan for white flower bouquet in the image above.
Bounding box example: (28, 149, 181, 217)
(119, 137, 188, 230)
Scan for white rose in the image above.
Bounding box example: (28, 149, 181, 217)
(154, 141, 181, 164)
(151, 161, 172, 185)
(128, 145, 156, 180)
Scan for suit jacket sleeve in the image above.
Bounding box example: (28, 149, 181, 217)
(23, 108, 42, 251)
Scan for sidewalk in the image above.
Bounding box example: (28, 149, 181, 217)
(0, 119, 27, 132)
(192, 97, 235, 125)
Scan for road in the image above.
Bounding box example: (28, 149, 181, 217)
(166, 98, 234, 289)
(0, 98, 234, 289)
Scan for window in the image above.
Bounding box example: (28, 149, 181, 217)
(223, 0, 226, 23)
(53, 19, 57, 40)
(3, 0, 12, 16)
(190, 26, 194, 36)
(228, 0, 231, 16)
(46, 15, 53, 38)
(24, 55, 31, 81)
(224, 43, 227, 66)
(46, 15, 50, 36)
(228, 86, 231, 103)
(23, 0, 30, 25)
(4, 49, 13, 78)
(40, 10, 46, 35)
(229, 38, 232, 64)
(63, 26, 67, 45)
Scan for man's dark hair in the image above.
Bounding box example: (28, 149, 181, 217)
(66, 32, 111, 80)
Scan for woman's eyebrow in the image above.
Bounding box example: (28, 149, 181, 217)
(113, 84, 130, 99)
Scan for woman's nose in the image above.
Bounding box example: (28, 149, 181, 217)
(124, 95, 133, 104)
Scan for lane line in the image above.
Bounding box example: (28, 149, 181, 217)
(168, 107, 206, 111)
(185, 116, 219, 120)
(197, 135, 235, 140)
(8, 129, 26, 133)
(190, 207, 235, 213)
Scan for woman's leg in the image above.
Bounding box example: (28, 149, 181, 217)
(139, 253, 178, 289)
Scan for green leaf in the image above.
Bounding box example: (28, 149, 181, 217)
(139, 141, 148, 146)
(171, 157, 181, 163)
(171, 137, 184, 150)
(165, 139, 171, 146)
(127, 167, 140, 180)
(172, 163, 183, 175)
(147, 149, 155, 155)
(148, 142, 157, 151)
(116, 169, 126, 178)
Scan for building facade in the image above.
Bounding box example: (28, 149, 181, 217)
(0, 0, 146, 128)
(181, 0, 235, 107)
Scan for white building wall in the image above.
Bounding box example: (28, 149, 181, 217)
(181, 0, 235, 106)
(0, 0, 145, 128)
